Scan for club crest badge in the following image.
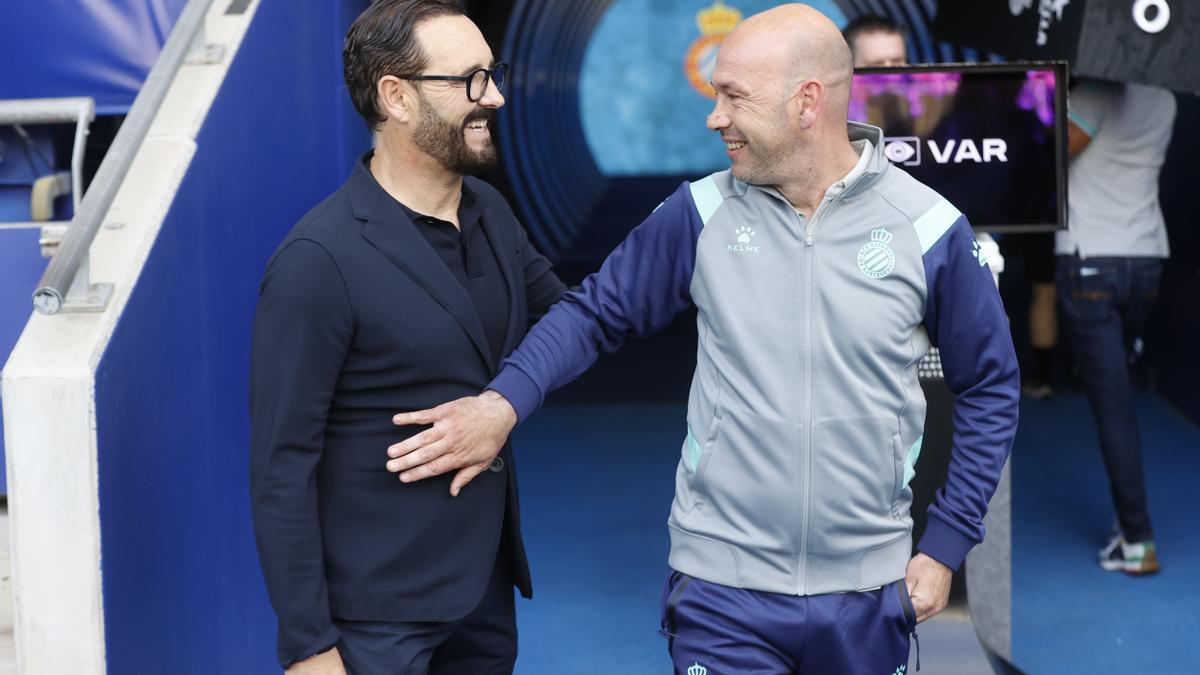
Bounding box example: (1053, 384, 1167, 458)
(857, 228, 896, 279)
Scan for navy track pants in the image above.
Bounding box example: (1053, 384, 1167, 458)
(660, 569, 918, 675)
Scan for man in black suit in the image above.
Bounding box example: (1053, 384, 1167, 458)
(249, 2, 565, 673)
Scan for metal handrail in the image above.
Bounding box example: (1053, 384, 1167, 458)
(0, 97, 95, 215)
(32, 0, 216, 315)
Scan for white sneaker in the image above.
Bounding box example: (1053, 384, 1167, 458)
(1098, 534, 1161, 575)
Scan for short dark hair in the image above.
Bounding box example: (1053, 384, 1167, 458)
(343, 0, 466, 131)
(842, 14, 905, 52)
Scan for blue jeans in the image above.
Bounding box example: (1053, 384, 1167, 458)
(1056, 255, 1162, 542)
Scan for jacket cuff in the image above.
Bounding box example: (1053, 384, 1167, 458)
(916, 513, 977, 571)
(280, 624, 341, 670)
(488, 365, 542, 423)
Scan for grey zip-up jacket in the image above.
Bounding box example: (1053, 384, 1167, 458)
(491, 122, 1020, 595)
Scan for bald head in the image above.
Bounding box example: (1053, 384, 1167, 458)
(722, 4, 854, 112)
(706, 4, 860, 195)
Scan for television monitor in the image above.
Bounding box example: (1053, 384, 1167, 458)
(850, 62, 1068, 233)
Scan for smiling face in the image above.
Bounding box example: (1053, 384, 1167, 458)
(703, 5, 855, 190)
(408, 15, 505, 174)
(411, 88, 498, 174)
(705, 31, 796, 186)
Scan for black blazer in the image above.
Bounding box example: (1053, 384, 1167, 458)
(250, 156, 565, 667)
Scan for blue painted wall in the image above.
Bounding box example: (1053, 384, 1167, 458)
(0, 0, 186, 114)
(93, 1, 369, 671)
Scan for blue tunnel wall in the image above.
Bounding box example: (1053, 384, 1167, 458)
(93, 1, 369, 671)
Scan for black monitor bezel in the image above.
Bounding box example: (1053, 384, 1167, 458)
(853, 60, 1069, 233)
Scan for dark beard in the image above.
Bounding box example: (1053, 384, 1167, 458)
(413, 96, 497, 175)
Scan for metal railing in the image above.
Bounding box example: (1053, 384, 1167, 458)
(32, 0, 218, 314)
(0, 96, 94, 214)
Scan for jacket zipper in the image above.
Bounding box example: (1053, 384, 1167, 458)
(797, 187, 846, 595)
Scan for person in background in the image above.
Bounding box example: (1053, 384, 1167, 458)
(1057, 78, 1176, 575)
(843, 14, 907, 68)
(1009, 235, 1058, 400)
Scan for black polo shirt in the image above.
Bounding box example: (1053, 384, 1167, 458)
(398, 188, 509, 366)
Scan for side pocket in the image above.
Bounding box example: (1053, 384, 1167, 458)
(1057, 260, 1118, 323)
(684, 428, 703, 474)
(658, 572, 692, 658)
(696, 408, 723, 478)
(896, 579, 921, 670)
(678, 379, 723, 516)
(685, 388, 723, 479)
(890, 433, 903, 507)
(896, 580, 917, 631)
(892, 435, 923, 516)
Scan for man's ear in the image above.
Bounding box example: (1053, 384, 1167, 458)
(790, 78, 825, 130)
(378, 75, 416, 126)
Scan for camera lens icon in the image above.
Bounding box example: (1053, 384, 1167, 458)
(884, 137, 921, 166)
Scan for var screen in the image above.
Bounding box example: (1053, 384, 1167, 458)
(850, 62, 1068, 232)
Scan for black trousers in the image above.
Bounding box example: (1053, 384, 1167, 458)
(334, 555, 517, 675)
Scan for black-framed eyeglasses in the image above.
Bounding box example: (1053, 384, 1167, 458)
(401, 63, 509, 102)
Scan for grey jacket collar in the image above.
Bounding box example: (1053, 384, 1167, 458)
(727, 121, 889, 204)
(842, 121, 888, 198)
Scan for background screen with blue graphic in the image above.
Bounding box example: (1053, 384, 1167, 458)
(580, 0, 847, 176)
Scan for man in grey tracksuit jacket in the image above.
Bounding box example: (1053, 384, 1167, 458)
(490, 118, 1018, 591)
(386, 5, 1019, 672)
(487, 120, 1018, 672)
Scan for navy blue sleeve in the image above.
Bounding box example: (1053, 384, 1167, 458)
(249, 239, 348, 667)
(489, 181, 704, 421)
(918, 216, 1020, 570)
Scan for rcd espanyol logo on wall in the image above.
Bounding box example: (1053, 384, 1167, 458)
(684, 1, 742, 99)
(858, 228, 896, 279)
